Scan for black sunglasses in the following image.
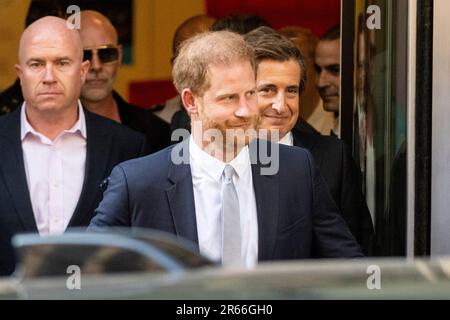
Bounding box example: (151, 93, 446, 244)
(83, 45, 119, 64)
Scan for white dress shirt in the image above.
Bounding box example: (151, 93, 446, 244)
(279, 131, 294, 146)
(21, 102, 87, 236)
(189, 137, 258, 268)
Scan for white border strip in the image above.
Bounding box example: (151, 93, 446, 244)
(406, 0, 417, 259)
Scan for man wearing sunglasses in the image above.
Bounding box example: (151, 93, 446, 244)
(0, 16, 147, 275)
(79, 10, 170, 154)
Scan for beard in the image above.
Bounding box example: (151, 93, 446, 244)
(192, 113, 259, 162)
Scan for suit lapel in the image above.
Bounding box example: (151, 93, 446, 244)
(68, 110, 113, 227)
(250, 139, 280, 261)
(0, 108, 37, 232)
(164, 139, 282, 257)
(166, 140, 198, 246)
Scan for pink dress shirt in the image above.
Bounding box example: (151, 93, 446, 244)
(21, 102, 87, 236)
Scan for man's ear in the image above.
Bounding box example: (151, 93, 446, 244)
(80, 60, 90, 85)
(181, 88, 199, 117)
(15, 64, 23, 84)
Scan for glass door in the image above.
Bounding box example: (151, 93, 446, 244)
(342, 0, 409, 256)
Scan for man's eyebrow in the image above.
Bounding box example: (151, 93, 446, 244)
(216, 93, 238, 100)
(26, 56, 73, 63)
(56, 56, 73, 61)
(26, 58, 44, 64)
(257, 83, 276, 90)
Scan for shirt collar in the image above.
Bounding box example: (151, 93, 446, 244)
(279, 131, 294, 146)
(189, 136, 251, 182)
(21, 101, 87, 141)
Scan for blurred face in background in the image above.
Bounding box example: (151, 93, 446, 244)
(80, 11, 122, 103)
(315, 39, 340, 114)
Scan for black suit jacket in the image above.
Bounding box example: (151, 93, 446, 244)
(0, 218, 14, 276)
(292, 126, 375, 255)
(113, 91, 170, 153)
(0, 79, 22, 116)
(90, 139, 363, 260)
(0, 107, 147, 275)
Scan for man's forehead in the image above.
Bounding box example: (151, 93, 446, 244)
(25, 36, 79, 54)
(23, 17, 81, 42)
(80, 11, 118, 43)
(211, 80, 256, 95)
(20, 41, 82, 67)
(80, 25, 117, 46)
(257, 59, 301, 81)
(316, 40, 340, 58)
(21, 24, 81, 48)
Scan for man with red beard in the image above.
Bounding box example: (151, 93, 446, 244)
(90, 31, 363, 267)
(79, 10, 170, 153)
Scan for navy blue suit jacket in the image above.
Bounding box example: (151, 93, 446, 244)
(0, 107, 147, 275)
(90, 139, 363, 260)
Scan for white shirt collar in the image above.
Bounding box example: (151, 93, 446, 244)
(21, 101, 87, 141)
(189, 136, 251, 182)
(278, 131, 294, 146)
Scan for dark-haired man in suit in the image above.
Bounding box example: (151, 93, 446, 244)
(315, 25, 341, 137)
(245, 26, 375, 255)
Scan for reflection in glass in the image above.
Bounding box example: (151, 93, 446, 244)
(352, 0, 407, 256)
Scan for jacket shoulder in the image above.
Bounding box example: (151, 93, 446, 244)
(0, 107, 21, 139)
(275, 142, 314, 175)
(85, 109, 145, 141)
(118, 144, 175, 174)
(294, 130, 344, 152)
